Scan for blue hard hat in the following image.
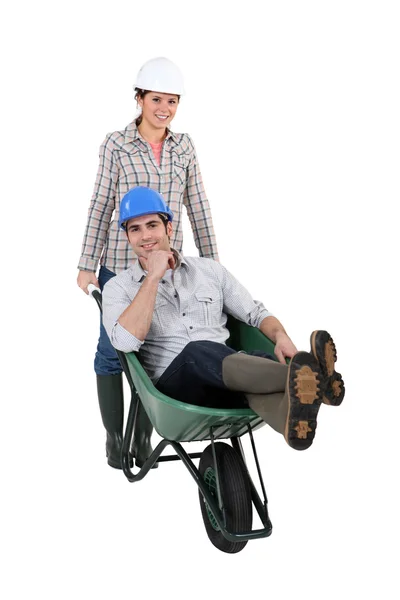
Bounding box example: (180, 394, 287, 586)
(119, 186, 174, 229)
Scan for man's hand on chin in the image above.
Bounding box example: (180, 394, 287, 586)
(140, 250, 175, 280)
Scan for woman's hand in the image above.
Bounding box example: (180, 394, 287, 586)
(77, 270, 99, 294)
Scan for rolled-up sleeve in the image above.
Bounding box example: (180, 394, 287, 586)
(183, 136, 219, 261)
(215, 263, 273, 328)
(102, 278, 144, 353)
(78, 134, 119, 272)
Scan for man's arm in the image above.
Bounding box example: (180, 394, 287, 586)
(102, 278, 145, 353)
(213, 262, 298, 365)
(117, 274, 160, 341)
(259, 316, 297, 364)
(118, 251, 174, 340)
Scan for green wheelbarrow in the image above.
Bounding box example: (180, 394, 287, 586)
(91, 287, 274, 554)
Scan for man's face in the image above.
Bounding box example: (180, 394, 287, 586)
(125, 214, 172, 258)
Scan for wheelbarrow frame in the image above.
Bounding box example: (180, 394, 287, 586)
(92, 289, 274, 543)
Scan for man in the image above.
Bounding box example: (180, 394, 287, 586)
(102, 186, 345, 458)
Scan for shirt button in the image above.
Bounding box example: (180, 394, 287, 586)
(189, 326, 193, 330)
(182, 313, 186, 316)
(174, 294, 177, 298)
(161, 280, 165, 284)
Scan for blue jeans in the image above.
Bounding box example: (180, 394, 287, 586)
(94, 266, 122, 375)
(156, 340, 275, 408)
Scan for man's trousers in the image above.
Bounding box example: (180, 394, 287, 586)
(156, 340, 290, 435)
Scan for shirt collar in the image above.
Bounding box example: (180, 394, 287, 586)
(124, 120, 179, 145)
(131, 259, 146, 282)
(130, 249, 187, 283)
(173, 249, 187, 269)
(124, 120, 141, 143)
(165, 129, 179, 144)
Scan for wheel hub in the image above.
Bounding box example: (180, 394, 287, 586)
(203, 466, 220, 531)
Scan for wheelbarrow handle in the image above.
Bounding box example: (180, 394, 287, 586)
(88, 284, 102, 312)
(88, 283, 101, 296)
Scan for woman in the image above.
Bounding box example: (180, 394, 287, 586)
(77, 57, 219, 469)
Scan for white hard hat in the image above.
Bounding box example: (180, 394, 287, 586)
(134, 57, 185, 96)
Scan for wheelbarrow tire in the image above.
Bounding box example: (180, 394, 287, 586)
(198, 442, 252, 554)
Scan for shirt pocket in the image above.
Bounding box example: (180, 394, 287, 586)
(151, 296, 170, 334)
(171, 157, 189, 187)
(195, 290, 221, 326)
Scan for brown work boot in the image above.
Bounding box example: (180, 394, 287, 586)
(284, 352, 323, 451)
(310, 331, 345, 406)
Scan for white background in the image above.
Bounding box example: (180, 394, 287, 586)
(1, 1, 399, 598)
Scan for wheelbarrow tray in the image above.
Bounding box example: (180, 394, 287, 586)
(124, 316, 277, 442)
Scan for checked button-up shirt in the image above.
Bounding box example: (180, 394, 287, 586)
(102, 254, 272, 384)
(78, 121, 219, 274)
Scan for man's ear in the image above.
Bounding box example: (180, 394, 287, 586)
(167, 221, 173, 237)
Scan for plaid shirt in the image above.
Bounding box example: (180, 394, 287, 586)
(102, 254, 272, 383)
(78, 121, 219, 273)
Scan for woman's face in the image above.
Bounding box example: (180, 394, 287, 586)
(138, 92, 179, 130)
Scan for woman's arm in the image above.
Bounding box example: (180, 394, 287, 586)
(77, 133, 119, 272)
(182, 136, 219, 261)
(77, 270, 100, 295)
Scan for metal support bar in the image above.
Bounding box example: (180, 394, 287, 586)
(209, 427, 227, 528)
(231, 433, 272, 530)
(247, 424, 269, 507)
(120, 437, 271, 542)
(156, 452, 202, 462)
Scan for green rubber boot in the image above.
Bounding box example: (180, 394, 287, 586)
(130, 402, 158, 468)
(96, 373, 132, 469)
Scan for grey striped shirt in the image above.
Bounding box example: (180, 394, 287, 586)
(102, 254, 272, 383)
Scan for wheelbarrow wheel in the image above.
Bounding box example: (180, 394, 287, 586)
(198, 442, 252, 553)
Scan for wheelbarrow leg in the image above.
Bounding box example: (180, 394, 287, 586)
(130, 401, 158, 468)
(231, 432, 272, 532)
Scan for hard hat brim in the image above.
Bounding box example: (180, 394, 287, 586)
(120, 210, 173, 229)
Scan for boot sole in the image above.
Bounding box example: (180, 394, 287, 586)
(310, 331, 345, 406)
(107, 451, 133, 470)
(284, 352, 323, 451)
